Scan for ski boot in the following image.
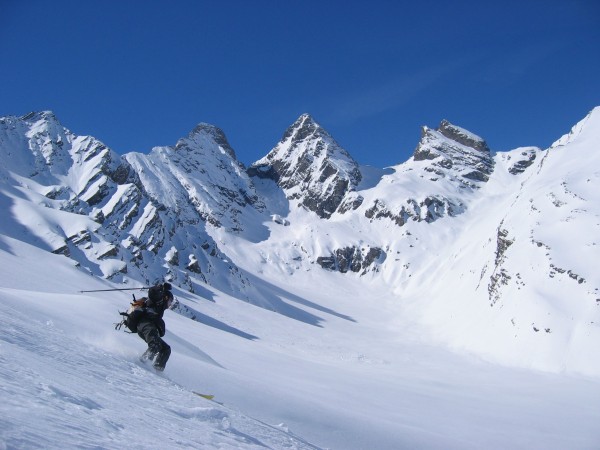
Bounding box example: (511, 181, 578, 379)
(153, 345, 171, 372)
(140, 348, 157, 363)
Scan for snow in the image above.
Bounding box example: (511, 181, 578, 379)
(130, 202, 157, 240)
(1, 241, 600, 449)
(2, 108, 600, 449)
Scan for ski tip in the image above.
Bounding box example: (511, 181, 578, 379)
(192, 391, 214, 400)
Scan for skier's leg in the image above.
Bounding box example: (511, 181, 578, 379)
(137, 321, 161, 360)
(153, 341, 171, 371)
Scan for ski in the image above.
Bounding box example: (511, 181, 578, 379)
(192, 390, 225, 405)
(192, 391, 223, 404)
(192, 391, 215, 400)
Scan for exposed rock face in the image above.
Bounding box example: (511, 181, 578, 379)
(4, 106, 600, 378)
(0, 112, 504, 289)
(364, 196, 465, 226)
(248, 114, 362, 218)
(488, 227, 514, 306)
(413, 120, 494, 186)
(508, 148, 538, 175)
(317, 246, 385, 274)
(337, 193, 364, 215)
(0, 112, 263, 295)
(438, 120, 489, 152)
(5, 108, 598, 336)
(126, 122, 265, 231)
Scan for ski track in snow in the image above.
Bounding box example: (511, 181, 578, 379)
(0, 292, 319, 450)
(1, 272, 600, 450)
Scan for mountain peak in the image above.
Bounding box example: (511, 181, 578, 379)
(188, 122, 229, 145)
(291, 113, 317, 129)
(178, 122, 238, 160)
(279, 113, 329, 146)
(20, 110, 60, 125)
(438, 120, 489, 152)
(412, 120, 494, 185)
(249, 115, 361, 218)
(189, 122, 224, 135)
(298, 112, 315, 123)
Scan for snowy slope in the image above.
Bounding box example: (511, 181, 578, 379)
(0, 239, 318, 449)
(125, 123, 265, 232)
(394, 109, 600, 375)
(233, 110, 600, 376)
(2, 108, 600, 449)
(2, 230, 600, 449)
(0, 112, 268, 296)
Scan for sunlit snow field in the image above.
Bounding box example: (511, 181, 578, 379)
(2, 109, 600, 448)
(1, 234, 599, 449)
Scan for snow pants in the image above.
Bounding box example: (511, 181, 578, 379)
(137, 319, 171, 370)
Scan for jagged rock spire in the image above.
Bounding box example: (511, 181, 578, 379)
(249, 114, 362, 219)
(413, 120, 494, 185)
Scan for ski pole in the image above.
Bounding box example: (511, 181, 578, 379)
(79, 287, 149, 293)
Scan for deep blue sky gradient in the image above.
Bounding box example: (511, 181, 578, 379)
(1, 0, 599, 168)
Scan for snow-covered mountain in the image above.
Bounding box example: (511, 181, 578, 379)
(0, 112, 270, 297)
(248, 113, 362, 219)
(2, 108, 599, 372)
(2, 108, 600, 449)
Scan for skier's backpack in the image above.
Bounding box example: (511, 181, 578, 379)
(115, 297, 147, 333)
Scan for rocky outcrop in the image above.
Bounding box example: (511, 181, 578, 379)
(413, 120, 494, 186)
(508, 148, 538, 175)
(248, 114, 362, 218)
(337, 193, 364, 214)
(0, 112, 261, 297)
(364, 196, 465, 227)
(127, 122, 265, 231)
(317, 246, 385, 275)
(488, 228, 514, 306)
(438, 120, 489, 152)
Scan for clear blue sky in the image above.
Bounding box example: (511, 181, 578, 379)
(1, 0, 598, 168)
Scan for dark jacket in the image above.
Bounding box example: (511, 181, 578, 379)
(145, 284, 170, 318)
(139, 284, 171, 336)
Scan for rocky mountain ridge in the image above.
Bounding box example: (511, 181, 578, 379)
(2, 107, 599, 375)
(0, 109, 580, 288)
(0, 112, 264, 296)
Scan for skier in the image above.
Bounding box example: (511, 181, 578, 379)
(137, 282, 174, 371)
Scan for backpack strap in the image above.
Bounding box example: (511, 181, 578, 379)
(114, 312, 132, 332)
